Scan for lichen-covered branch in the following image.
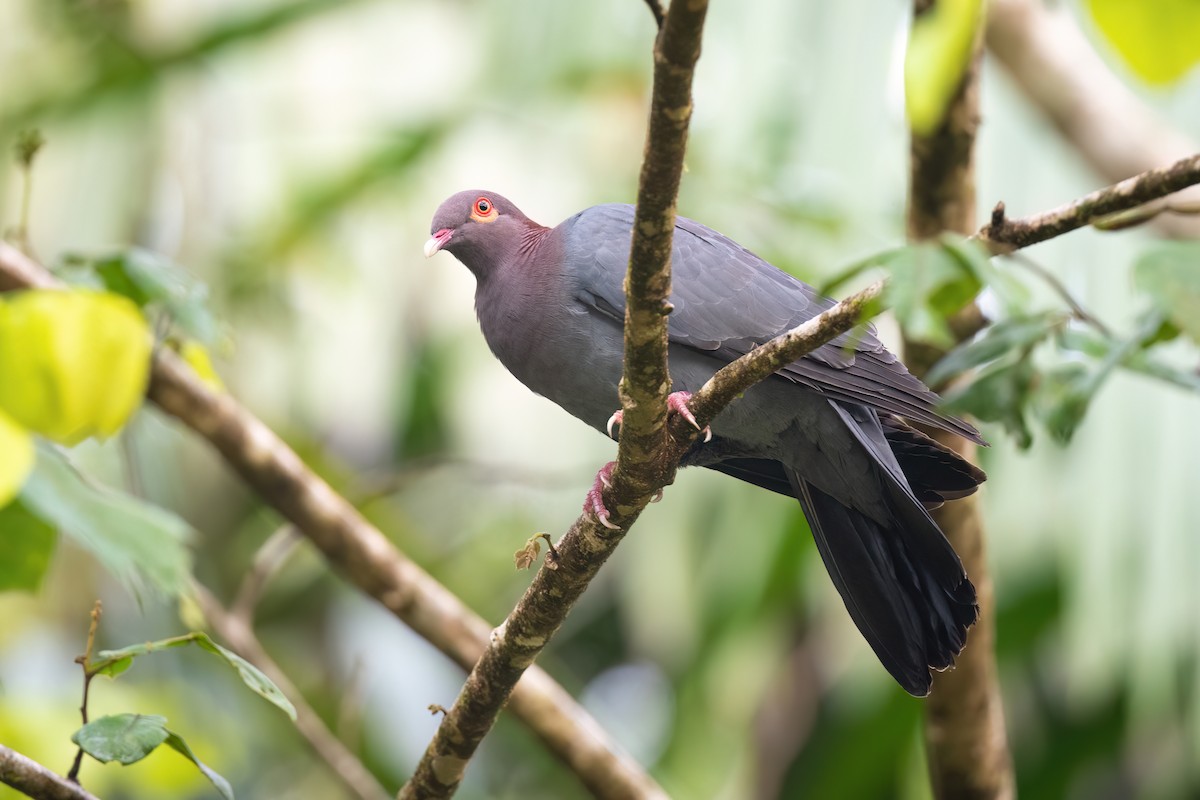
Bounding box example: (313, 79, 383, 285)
(979, 152, 1200, 252)
(0, 240, 664, 800)
(906, 5, 1014, 799)
(399, 2, 710, 796)
(0, 745, 100, 800)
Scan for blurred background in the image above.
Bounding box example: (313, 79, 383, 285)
(1, 0, 1199, 798)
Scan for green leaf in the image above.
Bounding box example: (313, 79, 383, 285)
(1084, 0, 1200, 84)
(92, 631, 296, 720)
(0, 500, 56, 592)
(192, 634, 296, 720)
(164, 731, 235, 800)
(926, 311, 1066, 386)
(1059, 328, 1200, 394)
(1133, 242, 1200, 342)
(1033, 364, 1098, 445)
(905, 0, 986, 135)
(0, 290, 152, 445)
(942, 357, 1036, 448)
(20, 445, 191, 597)
(0, 408, 33, 508)
(72, 714, 169, 765)
(85, 249, 218, 344)
(883, 241, 982, 347)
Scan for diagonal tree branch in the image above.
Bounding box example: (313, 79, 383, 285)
(0, 240, 665, 800)
(399, 2, 711, 796)
(0, 745, 100, 800)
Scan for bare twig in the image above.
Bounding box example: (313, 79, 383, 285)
(979, 153, 1200, 252)
(192, 584, 391, 800)
(906, 6, 1014, 798)
(0, 241, 666, 800)
(399, 2, 710, 794)
(1004, 252, 1112, 337)
(642, 0, 665, 31)
(0, 745, 101, 800)
(231, 524, 303, 621)
(66, 602, 102, 785)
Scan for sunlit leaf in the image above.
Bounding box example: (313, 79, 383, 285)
(20, 445, 191, 596)
(1084, 0, 1200, 84)
(1133, 242, 1200, 342)
(72, 714, 169, 765)
(0, 290, 151, 446)
(926, 311, 1066, 386)
(905, 0, 986, 136)
(0, 500, 56, 592)
(0, 408, 33, 508)
(164, 731, 235, 800)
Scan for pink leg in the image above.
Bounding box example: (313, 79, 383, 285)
(584, 461, 619, 530)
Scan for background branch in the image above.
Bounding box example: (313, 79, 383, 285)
(0, 240, 664, 800)
(905, 7, 1014, 799)
(0, 745, 100, 800)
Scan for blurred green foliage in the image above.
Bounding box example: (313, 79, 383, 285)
(2, 1, 1200, 799)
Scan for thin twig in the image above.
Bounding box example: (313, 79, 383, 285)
(978, 152, 1200, 251)
(1004, 252, 1112, 337)
(642, 0, 665, 31)
(0, 745, 101, 800)
(192, 584, 391, 800)
(231, 524, 303, 621)
(66, 601, 102, 785)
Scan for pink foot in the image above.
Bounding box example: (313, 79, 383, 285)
(584, 462, 620, 530)
(667, 391, 711, 442)
(605, 392, 711, 443)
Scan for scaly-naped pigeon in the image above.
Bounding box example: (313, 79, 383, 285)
(426, 190, 984, 696)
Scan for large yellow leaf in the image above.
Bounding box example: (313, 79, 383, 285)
(0, 409, 33, 507)
(0, 290, 152, 446)
(1085, 0, 1200, 84)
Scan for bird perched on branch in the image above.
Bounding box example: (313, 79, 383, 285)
(426, 190, 984, 696)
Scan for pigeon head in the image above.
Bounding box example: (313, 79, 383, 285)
(425, 190, 544, 278)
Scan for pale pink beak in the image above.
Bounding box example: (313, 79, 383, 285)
(424, 228, 453, 258)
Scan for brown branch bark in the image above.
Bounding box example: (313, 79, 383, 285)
(0, 240, 665, 800)
(192, 582, 391, 800)
(0, 745, 101, 800)
(399, 2, 710, 796)
(978, 152, 1200, 252)
(906, 6, 1014, 800)
(986, 0, 1200, 239)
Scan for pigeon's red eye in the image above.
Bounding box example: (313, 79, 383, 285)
(471, 197, 497, 222)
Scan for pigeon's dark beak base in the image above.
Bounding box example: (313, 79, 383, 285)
(424, 228, 453, 258)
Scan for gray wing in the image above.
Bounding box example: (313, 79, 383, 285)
(566, 204, 982, 442)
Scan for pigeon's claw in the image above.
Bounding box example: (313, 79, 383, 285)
(667, 391, 711, 443)
(585, 462, 620, 530)
(606, 410, 623, 440)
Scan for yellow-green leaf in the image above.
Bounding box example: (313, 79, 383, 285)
(905, 0, 985, 136)
(178, 340, 224, 392)
(0, 409, 33, 508)
(1084, 0, 1200, 85)
(0, 290, 152, 445)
